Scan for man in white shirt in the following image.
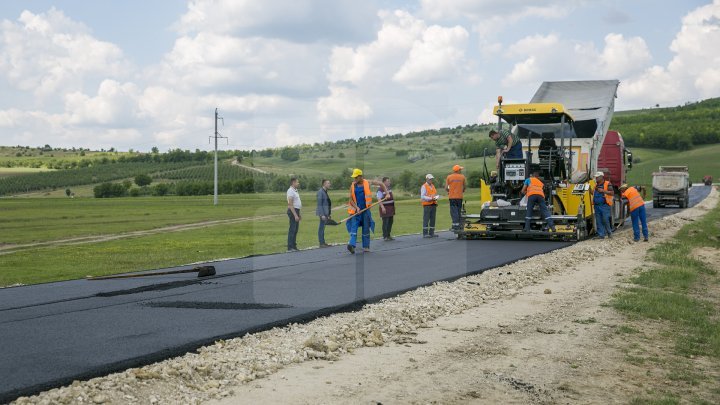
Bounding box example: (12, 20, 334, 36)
(286, 177, 302, 251)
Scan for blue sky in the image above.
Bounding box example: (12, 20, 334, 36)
(0, 0, 718, 151)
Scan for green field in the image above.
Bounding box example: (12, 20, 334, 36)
(626, 143, 720, 188)
(0, 191, 472, 286)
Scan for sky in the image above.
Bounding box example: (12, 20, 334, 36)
(0, 0, 718, 152)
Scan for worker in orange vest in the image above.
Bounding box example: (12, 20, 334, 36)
(446, 165, 466, 231)
(619, 184, 649, 242)
(421, 174, 439, 237)
(592, 171, 614, 239)
(521, 171, 556, 233)
(347, 169, 387, 254)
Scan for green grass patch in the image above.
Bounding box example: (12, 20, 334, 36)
(629, 394, 679, 405)
(631, 266, 698, 292)
(611, 199, 720, 402)
(0, 194, 474, 285)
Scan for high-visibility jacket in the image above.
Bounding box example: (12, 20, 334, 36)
(421, 182, 437, 206)
(526, 177, 545, 198)
(348, 179, 372, 214)
(593, 180, 614, 206)
(622, 186, 644, 212)
(446, 173, 466, 199)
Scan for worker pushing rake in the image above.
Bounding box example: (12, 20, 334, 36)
(331, 169, 388, 254)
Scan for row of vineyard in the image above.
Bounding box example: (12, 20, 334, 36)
(159, 164, 272, 182)
(0, 161, 198, 196)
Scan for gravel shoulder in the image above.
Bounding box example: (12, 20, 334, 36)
(13, 188, 717, 405)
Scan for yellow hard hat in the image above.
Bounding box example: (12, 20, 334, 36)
(351, 168, 363, 178)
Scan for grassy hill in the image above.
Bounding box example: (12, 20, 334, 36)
(626, 143, 720, 187)
(1, 96, 718, 197)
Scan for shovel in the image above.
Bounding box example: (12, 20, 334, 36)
(86, 265, 216, 280)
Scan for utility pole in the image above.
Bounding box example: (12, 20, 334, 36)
(211, 108, 226, 205)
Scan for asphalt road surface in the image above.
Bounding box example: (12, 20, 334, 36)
(0, 185, 711, 403)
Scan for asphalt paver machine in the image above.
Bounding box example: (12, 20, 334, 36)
(457, 80, 625, 241)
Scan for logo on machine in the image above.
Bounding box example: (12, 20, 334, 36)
(518, 108, 536, 112)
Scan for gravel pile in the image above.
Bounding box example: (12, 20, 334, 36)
(14, 191, 717, 405)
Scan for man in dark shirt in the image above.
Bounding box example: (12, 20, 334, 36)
(315, 179, 332, 247)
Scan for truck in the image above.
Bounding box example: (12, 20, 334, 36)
(652, 166, 690, 208)
(457, 80, 633, 241)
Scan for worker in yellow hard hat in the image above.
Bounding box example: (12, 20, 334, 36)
(346, 169, 387, 254)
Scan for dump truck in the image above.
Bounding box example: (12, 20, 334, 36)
(703, 175, 713, 186)
(652, 166, 690, 208)
(457, 80, 633, 241)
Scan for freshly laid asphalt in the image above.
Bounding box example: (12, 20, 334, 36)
(0, 185, 711, 403)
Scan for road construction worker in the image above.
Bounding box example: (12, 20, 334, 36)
(377, 177, 395, 241)
(619, 184, 649, 242)
(592, 171, 614, 239)
(489, 127, 522, 169)
(421, 174, 439, 237)
(521, 171, 556, 232)
(347, 169, 387, 254)
(446, 165, 466, 231)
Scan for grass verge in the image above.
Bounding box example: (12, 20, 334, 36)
(611, 200, 720, 403)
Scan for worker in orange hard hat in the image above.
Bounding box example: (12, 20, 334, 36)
(619, 184, 649, 242)
(446, 165, 466, 231)
(346, 168, 387, 254)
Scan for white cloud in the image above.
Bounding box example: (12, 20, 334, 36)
(621, 0, 720, 106)
(0, 8, 130, 101)
(317, 86, 372, 121)
(327, 10, 470, 89)
(153, 32, 327, 96)
(176, 0, 375, 43)
(502, 33, 651, 87)
(393, 25, 469, 88)
(64, 80, 140, 126)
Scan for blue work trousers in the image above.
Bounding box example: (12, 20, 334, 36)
(630, 205, 649, 241)
(595, 204, 613, 237)
(348, 210, 371, 248)
(505, 141, 523, 159)
(524, 195, 554, 231)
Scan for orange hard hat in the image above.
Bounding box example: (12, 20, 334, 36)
(452, 164, 463, 172)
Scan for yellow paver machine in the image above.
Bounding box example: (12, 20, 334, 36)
(456, 80, 630, 241)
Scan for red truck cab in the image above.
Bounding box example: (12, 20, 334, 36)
(597, 130, 629, 187)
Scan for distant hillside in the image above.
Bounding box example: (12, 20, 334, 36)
(613, 97, 720, 150)
(1, 96, 718, 197)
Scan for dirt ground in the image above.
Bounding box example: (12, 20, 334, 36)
(211, 194, 719, 405)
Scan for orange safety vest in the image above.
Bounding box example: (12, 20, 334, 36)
(421, 182, 437, 206)
(348, 179, 373, 214)
(595, 180, 614, 206)
(526, 177, 545, 198)
(446, 173, 466, 199)
(622, 187, 644, 212)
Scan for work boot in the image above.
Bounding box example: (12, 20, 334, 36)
(347, 244, 355, 254)
(643, 237, 649, 242)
